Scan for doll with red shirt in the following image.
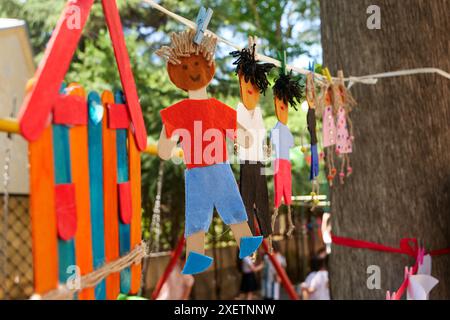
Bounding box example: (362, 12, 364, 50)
(270, 61, 304, 238)
(156, 29, 263, 275)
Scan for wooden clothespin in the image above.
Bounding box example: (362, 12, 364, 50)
(337, 70, 345, 86)
(248, 36, 258, 58)
(194, 6, 213, 45)
(323, 67, 333, 83)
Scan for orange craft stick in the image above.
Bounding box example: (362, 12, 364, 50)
(101, 90, 120, 299)
(128, 128, 142, 294)
(30, 126, 59, 294)
(67, 83, 95, 300)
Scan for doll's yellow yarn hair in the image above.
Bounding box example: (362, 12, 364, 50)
(156, 29, 217, 66)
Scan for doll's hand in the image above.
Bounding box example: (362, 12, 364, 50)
(264, 144, 272, 158)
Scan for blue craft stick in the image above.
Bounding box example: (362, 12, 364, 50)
(114, 90, 131, 294)
(53, 84, 77, 298)
(87, 91, 107, 300)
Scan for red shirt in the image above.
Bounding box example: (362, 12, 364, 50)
(160, 98, 236, 169)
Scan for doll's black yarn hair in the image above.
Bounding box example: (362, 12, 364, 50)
(273, 69, 305, 111)
(230, 44, 275, 95)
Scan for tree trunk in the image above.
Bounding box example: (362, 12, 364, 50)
(320, 0, 450, 299)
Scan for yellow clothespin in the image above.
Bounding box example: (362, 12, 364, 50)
(323, 67, 333, 83)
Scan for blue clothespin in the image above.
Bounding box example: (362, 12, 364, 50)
(308, 61, 315, 78)
(194, 7, 213, 45)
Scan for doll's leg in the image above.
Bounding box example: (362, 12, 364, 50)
(326, 148, 334, 187)
(339, 155, 346, 185)
(186, 231, 206, 256)
(330, 148, 336, 177)
(182, 231, 213, 275)
(272, 207, 279, 235)
(346, 155, 353, 177)
(230, 222, 263, 259)
(286, 205, 295, 237)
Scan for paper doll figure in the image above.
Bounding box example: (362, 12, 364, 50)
(270, 64, 304, 238)
(230, 39, 275, 246)
(335, 71, 356, 185)
(156, 29, 263, 275)
(305, 73, 320, 205)
(322, 86, 338, 186)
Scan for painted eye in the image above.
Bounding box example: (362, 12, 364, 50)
(182, 65, 188, 70)
(194, 61, 199, 66)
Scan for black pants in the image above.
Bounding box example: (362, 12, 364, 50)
(239, 161, 272, 238)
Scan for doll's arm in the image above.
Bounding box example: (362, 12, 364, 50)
(157, 125, 178, 161)
(235, 122, 253, 149)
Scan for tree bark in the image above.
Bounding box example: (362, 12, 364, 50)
(320, 0, 450, 299)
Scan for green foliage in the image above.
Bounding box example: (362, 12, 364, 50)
(0, 0, 321, 250)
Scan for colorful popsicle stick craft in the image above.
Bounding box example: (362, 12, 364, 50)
(17, 0, 145, 300)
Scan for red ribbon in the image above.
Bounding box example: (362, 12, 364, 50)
(331, 235, 419, 257)
(331, 234, 450, 300)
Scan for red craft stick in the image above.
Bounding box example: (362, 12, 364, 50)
(55, 183, 78, 241)
(101, 0, 148, 151)
(128, 128, 142, 294)
(53, 95, 88, 125)
(18, 0, 95, 141)
(107, 103, 130, 129)
(118, 182, 132, 224)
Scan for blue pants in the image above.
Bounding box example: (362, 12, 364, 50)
(185, 162, 248, 237)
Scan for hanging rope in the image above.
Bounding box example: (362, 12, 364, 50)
(143, 0, 450, 86)
(31, 241, 147, 300)
(150, 160, 165, 253)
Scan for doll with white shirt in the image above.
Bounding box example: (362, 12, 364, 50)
(230, 40, 275, 244)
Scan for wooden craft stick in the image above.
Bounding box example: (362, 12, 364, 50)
(101, 0, 148, 151)
(51, 84, 76, 299)
(29, 126, 58, 294)
(101, 90, 120, 299)
(87, 91, 107, 300)
(67, 83, 95, 300)
(52, 122, 76, 297)
(114, 90, 131, 294)
(128, 117, 142, 294)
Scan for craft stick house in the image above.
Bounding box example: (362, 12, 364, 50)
(17, 0, 147, 300)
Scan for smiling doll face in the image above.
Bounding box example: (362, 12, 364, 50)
(167, 54, 216, 91)
(239, 73, 260, 110)
(275, 97, 289, 125)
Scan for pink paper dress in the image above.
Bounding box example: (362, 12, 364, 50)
(336, 107, 352, 154)
(322, 105, 336, 148)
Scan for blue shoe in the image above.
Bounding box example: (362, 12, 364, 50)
(239, 236, 264, 259)
(181, 252, 213, 275)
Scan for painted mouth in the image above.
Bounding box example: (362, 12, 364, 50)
(190, 74, 201, 82)
(247, 90, 253, 95)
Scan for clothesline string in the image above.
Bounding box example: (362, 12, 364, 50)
(143, 0, 450, 86)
